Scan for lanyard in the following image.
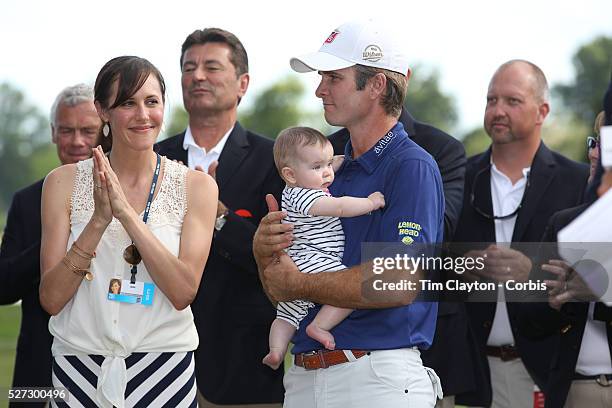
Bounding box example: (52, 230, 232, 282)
(124, 153, 161, 284)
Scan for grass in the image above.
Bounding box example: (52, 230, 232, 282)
(0, 304, 20, 408)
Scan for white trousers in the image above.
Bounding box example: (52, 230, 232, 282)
(283, 348, 442, 408)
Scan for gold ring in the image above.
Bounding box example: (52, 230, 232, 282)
(95, 184, 102, 189)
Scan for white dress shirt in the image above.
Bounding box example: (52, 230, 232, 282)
(575, 302, 612, 375)
(183, 125, 233, 172)
(487, 163, 530, 347)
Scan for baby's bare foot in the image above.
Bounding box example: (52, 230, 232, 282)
(262, 351, 283, 370)
(306, 323, 336, 350)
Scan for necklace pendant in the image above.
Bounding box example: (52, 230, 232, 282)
(123, 244, 142, 266)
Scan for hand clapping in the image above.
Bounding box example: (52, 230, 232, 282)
(92, 146, 113, 225)
(92, 146, 134, 222)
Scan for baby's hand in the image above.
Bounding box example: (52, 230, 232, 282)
(368, 192, 385, 210)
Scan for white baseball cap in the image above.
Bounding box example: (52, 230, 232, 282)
(290, 19, 409, 76)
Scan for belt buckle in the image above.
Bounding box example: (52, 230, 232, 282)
(500, 345, 514, 362)
(596, 374, 611, 387)
(301, 350, 327, 370)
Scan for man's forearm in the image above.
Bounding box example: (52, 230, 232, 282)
(300, 263, 420, 309)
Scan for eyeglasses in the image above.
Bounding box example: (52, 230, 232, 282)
(470, 166, 531, 220)
(587, 136, 599, 150)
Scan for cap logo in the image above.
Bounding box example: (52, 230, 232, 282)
(362, 44, 383, 62)
(325, 31, 339, 44)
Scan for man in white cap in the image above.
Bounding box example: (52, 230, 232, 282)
(254, 19, 445, 407)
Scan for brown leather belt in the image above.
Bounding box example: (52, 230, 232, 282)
(294, 350, 368, 370)
(486, 345, 520, 361)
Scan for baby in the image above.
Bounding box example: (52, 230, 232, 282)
(262, 126, 385, 369)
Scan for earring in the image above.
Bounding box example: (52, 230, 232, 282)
(102, 123, 110, 137)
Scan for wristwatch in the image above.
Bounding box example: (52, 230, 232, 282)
(215, 210, 229, 231)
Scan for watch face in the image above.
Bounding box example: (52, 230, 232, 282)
(215, 215, 227, 231)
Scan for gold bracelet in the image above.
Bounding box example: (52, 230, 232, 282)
(71, 242, 95, 260)
(62, 256, 93, 281)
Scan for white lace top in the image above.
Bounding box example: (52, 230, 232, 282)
(49, 157, 198, 408)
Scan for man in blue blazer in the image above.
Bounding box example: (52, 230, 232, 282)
(156, 28, 284, 407)
(0, 84, 100, 408)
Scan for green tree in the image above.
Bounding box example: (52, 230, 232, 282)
(239, 76, 317, 138)
(0, 83, 49, 211)
(404, 65, 458, 133)
(553, 36, 612, 125)
(29, 144, 61, 179)
(461, 127, 490, 157)
(542, 118, 589, 163)
(162, 105, 189, 141)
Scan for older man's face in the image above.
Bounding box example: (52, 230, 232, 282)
(52, 101, 101, 164)
(181, 43, 248, 116)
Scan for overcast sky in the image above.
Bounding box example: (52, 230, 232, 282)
(1, 0, 611, 136)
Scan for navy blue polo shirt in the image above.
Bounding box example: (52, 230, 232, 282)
(292, 121, 444, 354)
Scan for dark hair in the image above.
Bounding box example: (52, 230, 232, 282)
(94, 56, 166, 152)
(354, 65, 407, 117)
(108, 278, 121, 294)
(180, 28, 248, 76)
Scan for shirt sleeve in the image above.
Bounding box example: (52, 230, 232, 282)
(382, 158, 445, 247)
(286, 187, 329, 216)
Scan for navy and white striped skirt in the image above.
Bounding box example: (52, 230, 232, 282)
(51, 351, 197, 407)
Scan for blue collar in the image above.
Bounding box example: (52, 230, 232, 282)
(342, 122, 407, 174)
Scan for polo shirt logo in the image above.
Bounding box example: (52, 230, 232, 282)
(398, 220, 422, 245)
(402, 236, 414, 245)
(373, 131, 396, 156)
